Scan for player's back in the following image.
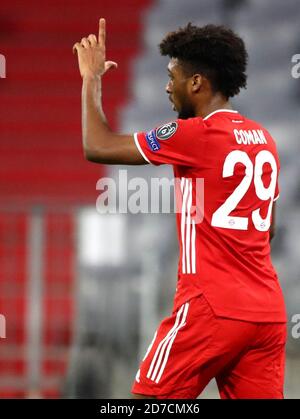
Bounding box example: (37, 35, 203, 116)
(173, 109, 286, 322)
(134, 109, 286, 323)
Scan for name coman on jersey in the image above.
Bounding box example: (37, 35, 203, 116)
(134, 109, 286, 323)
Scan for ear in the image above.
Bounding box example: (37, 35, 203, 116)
(191, 74, 202, 93)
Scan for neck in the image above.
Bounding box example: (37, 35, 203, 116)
(195, 93, 231, 118)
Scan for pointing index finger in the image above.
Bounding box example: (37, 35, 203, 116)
(98, 18, 106, 46)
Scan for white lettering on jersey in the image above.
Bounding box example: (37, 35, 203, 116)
(211, 150, 277, 231)
(234, 129, 267, 145)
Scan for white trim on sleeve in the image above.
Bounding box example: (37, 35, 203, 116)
(273, 194, 280, 202)
(133, 133, 151, 164)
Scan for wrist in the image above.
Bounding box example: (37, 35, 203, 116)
(82, 73, 102, 83)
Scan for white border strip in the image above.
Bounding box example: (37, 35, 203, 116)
(135, 330, 158, 383)
(180, 179, 189, 274)
(180, 178, 196, 275)
(203, 109, 238, 120)
(155, 303, 189, 383)
(185, 180, 192, 274)
(191, 219, 196, 274)
(133, 133, 151, 164)
(147, 304, 185, 380)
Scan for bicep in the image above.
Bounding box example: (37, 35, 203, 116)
(85, 134, 149, 165)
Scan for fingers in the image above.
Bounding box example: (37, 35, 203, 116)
(73, 35, 98, 53)
(73, 18, 107, 58)
(88, 34, 97, 46)
(98, 18, 106, 47)
(81, 37, 90, 48)
(72, 42, 82, 54)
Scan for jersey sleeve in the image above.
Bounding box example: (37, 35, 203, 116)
(133, 118, 206, 166)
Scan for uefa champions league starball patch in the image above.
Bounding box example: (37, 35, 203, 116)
(156, 121, 178, 140)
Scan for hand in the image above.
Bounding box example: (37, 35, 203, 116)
(73, 18, 118, 79)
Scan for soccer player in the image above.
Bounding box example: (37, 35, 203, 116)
(73, 19, 287, 399)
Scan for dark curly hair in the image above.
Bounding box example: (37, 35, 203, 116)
(159, 23, 248, 98)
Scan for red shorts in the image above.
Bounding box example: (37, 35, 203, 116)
(132, 294, 287, 399)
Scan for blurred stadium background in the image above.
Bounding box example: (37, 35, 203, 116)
(0, 0, 299, 399)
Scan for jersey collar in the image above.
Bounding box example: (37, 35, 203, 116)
(203, 109, 238, 120)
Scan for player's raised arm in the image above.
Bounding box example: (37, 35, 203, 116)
(73, 18, 147, 165)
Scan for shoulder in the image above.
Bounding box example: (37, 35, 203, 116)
(156, 117, 205, 137)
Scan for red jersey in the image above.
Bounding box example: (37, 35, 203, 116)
(134, 109, 286, 322)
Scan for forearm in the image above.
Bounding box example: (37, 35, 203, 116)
(81, 75, 111, 157)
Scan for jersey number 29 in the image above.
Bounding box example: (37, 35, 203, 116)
(211, 150, 277, 231)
